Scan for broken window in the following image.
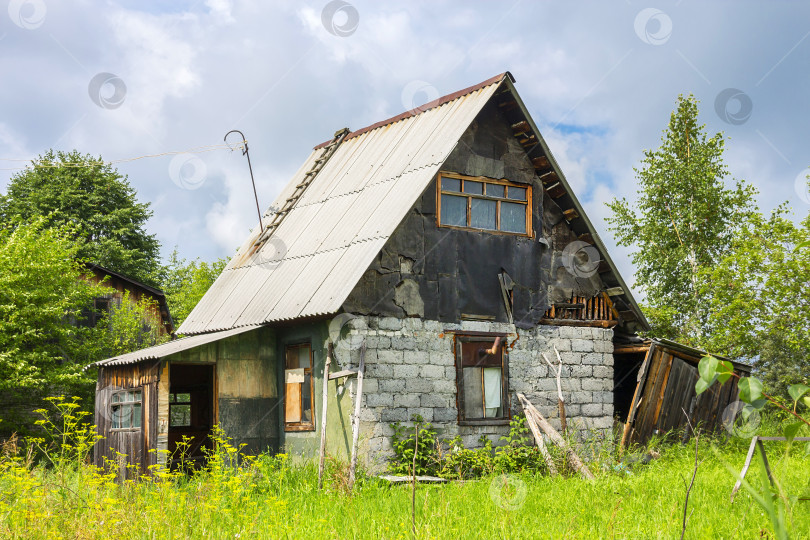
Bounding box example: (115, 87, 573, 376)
(169, 392, 192, 427)
(455, 336, 509, 423)
(438, 173, 531, 236)
(111, 389, 142, 430)
(284, 343, 315, 431)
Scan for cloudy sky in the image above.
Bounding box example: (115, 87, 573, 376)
(1, 0, 809, 298)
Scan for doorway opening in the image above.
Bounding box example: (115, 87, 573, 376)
(168, 363, 214, 469)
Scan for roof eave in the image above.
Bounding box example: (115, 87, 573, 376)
(499, 77, 650, 332)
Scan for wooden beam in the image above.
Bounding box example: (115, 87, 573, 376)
(539, 318, 618, 328)
(532, 156, 550, 170)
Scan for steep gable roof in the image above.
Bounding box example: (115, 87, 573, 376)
(178, 73, 648, 335)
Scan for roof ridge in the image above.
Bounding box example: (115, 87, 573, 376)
(313, 72, 512, 150)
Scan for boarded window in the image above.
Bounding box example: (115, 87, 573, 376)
(438, 173, 531, 236)
(456, 337, 508, 422)
(285, 343, 315, 431)
(111, 389, 142, 430)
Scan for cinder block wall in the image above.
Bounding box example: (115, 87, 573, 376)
(337, 316, 614, 469)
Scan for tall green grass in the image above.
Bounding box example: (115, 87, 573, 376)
(1, 402, 809, 539)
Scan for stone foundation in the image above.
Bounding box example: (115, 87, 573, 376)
(335, 316, 614, 469)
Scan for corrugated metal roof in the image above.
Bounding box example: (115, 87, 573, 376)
(92, 325, 261, 367)
(177, 74, 509, 335)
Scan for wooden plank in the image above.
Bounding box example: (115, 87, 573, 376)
(650, 353, 675, 432)
(620, 345, 654, 451)
(634, 349, 666, 441)
(517, 397, 557, 476)
(329, 368, 359, 380)
(318, 344, 332, 490)
(347, 344, 366, 491)
(517, 393, 593, 479)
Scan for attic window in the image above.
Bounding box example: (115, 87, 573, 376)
(438, 173, 532, 236)
(284, 343, 315, 432)
(455, 336, 510, 425)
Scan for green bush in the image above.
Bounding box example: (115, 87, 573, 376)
(389, 415, 552, 479)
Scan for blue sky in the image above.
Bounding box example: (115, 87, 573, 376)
(1, 0, 809, 300)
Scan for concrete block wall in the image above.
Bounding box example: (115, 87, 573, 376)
(336, 316, 614, 469)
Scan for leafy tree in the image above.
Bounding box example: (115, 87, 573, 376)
(0, 219, 97, 390)
(606, 95, 757, 345)
(161, 250, 229, 328)
(0, 150, 162, 286)
(0, 220, 97, 434)
(703, 207, 810, 395)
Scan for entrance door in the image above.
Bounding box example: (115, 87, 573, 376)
(168, 364, 214, 469)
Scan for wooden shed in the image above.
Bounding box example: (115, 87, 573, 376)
(615, 338, 752, 446)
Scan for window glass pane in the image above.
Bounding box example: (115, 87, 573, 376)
(285, 347, 297, 369)
(500, 202, 527, 234)
(470, 199, 496, 230)
(112, 393, 120, 403)
(301, 373, 312, 423)
(483, 367, 502, 418)
(485, 184, 505, 198)
(132, 403, 141, 429)
(297, 345, 311, 369)
(111, 404, 122, 428)
(507, 186, 527, 201)
(463, 180, 483, 195)
(441, 177, 461, 192)
(462, 367, 484, 419)
(440, 194, 467, 227)
(169, 393, 175, 402)
(170, 404, 191, 427)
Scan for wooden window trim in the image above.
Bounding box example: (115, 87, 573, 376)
(284, 343, 316, 432)
(110, 388, 143, 432)
(454, 336, 511, 424)
(437, 172, 533, 237)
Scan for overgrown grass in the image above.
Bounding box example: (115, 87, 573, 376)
(2, 403, 809, 538)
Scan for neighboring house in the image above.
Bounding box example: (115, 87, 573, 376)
(91, 73, 743, 476)
(83, 263, 174, 337)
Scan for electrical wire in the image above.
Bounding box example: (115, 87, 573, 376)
(0, 141, 247, 171)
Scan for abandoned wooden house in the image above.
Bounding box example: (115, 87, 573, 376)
(83, 263, 174, 337)
(92, 72, 744, 474)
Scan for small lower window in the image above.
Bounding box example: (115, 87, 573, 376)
(169, 392, 192, 427)
(456, 336, 508, 422)
(111, 390, 142, 429)
(284, 343, 315, 431)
